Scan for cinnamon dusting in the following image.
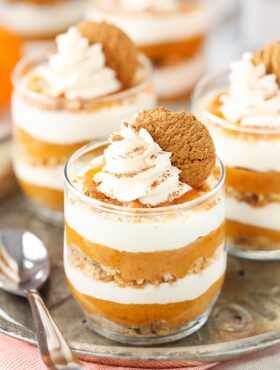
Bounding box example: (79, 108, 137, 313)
(79, 163, 218, 208)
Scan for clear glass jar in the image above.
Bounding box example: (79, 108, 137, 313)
(193, 70, 280, 260)
(89, 0, 207, 101)
(12, 55, 155, 224)
(64, 141, 226, 345)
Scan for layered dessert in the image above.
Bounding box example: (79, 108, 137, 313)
(0, 0, 86, 56)
(194, 42, 280, 258)
(89, 0, 207, 101)
(12, 21, 156, 220)
(64, 108, 226, 344)
(0, 140, 17, 201)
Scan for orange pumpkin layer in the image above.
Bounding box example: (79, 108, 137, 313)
(138, 35, 204, 65)
(227, 220, 280, 249)
(66, 222, 225, 282)
(15, 127, 88, 161)
(82, 165, 223, 208)
(67, 276, 224, 327)
(18, 180, 63, 211)
(226, 167, 280, 195)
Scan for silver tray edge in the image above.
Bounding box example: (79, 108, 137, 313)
(1, 316, 280, 362)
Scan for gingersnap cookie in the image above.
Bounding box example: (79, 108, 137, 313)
(76, 21, 137, 88)
(133, 107, 216, 188)
(253, 41, 280, 85)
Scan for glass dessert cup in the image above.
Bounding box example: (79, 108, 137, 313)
(64, 141, 226, 345)
(12, 55, 156, 225)
(193, 71, 280, 260)
(90, 0, 206, 102)
(0, 0, 86, 56)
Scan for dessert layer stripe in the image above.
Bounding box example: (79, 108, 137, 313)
(13, 92, 155, 144)
(64, 244, 226, 304)
(226, 196, 280, 231)
(0, 0, 84, 36)
(210, 127, 280, 172)
(66, 222, 225, 282)
(91, 7, 207, 45)
(64, 197, 224, 252)
(14, 159, 64, 191)
(68, 277, 223, 327)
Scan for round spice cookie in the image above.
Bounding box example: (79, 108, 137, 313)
(253, 41, 280, 85)
(76, 21, 138, 88)
(133, 107, 216, 188)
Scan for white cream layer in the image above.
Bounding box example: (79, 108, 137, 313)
(90, 6, 206, 45)
(0, 0, 85, 36)
(210, 129, 280, 172)
(14, 158, 64, 191)
(65, 244, 226, 304)
(12, 92, 156, 144)
(226, 197, 280, 231)
(155, 53, 204, 98)
(65, 196, 224, 253)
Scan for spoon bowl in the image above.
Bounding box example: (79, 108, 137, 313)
(0, 229, 49, 295)
(0, 228, 84, 369)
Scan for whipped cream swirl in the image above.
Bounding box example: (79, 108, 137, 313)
(35, 27, 121, 100)
(94, 121, 191, 206)
(119, 0, 179, 12)
(221, 53, 280, 128)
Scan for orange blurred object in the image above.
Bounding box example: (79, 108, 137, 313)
(0, 27, 22, 110)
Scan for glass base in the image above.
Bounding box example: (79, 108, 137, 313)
(27, 198, 64, 226)
(85, 302, 217, 345)
(228, 244, 280, 261)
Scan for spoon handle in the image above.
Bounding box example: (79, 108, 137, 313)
(27, 289, 84, 370)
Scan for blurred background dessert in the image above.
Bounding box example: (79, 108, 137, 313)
(193, 42, 280, 260)
(0, 0, 86, 56)
(0, 139, 17, 201)
(12, 21, 156, 223)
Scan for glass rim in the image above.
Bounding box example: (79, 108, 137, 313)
(64, 140, 225, 216)
(12, 52, 154, 106)
(192, 68, 280, 135)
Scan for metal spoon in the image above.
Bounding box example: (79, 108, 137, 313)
(0, 229, 84, 370)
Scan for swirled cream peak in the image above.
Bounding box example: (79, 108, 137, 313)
(119, 0, 179, 12)
(94, 121, 191, 206)
(221, 52, 280, 128)
(34, 26, 121, 99)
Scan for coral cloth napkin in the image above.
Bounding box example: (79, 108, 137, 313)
(0, 333, 217, 370)
(1, 333, 280, 370)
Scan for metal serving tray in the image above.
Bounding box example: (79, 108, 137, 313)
(0, 193, 280, 363)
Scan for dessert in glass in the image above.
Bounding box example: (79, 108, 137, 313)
(12, 21, 156, 223)
(64, 108, 226, 344)
(89, 0, 207, 101)
(0, 0, 86, 56)
(193, 42, 280, 260)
